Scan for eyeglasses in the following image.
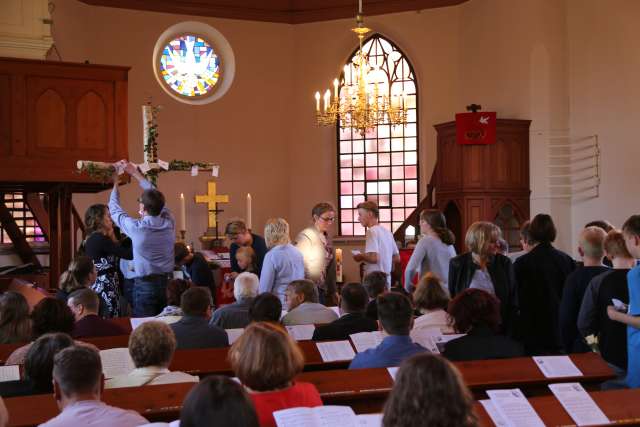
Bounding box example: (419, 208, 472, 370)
(319, 216, 335, 222)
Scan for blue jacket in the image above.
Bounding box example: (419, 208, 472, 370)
(349, 335, 427, 369)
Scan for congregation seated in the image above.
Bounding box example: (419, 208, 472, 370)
(349, 292, 427, 369)
(210, 272, 258, 329)
(156, 278, 190, 319)
(229, 322, 322, 427)
(578, 229, 635, 375)
(40, 346, 148, 427)
(55, 255, 96, 303)
(106, 321, 198, 389)
(6, 298, 98, 366)
(382, 353, 478, 427)
(0, 333, 73, 398)
(67, 288, 128, 338)
(281, 279, 338, 326)
(560, 226, 610, 353)
(363, 271, 387, 321)
(411, 273, 453, 334)
(442, 289, 524, 362)
(0, 291, 32, 344)
(448, 221, 518, 336)
(514, 214, 576, 355)
(312, 282, 377, 341)
(170, 287, 228, 349)
(177, 376, 259, 427)
(249, 293, 283, 323)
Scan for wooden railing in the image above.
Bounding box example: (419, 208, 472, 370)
(72, 203, 85, 253)
(393, 162, 438, 245)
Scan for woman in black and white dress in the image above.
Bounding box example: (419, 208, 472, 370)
(83, 204, 132, 318)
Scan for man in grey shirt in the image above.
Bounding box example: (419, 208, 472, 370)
(282, 279, 338, 326)
(210, 272, 258, 329)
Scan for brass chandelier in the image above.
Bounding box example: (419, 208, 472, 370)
(314, 0, 408, 136)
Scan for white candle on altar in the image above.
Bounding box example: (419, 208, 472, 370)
(246, 193, 252, 230)
(335, 248, 343, 283)
(179, 193, 186, 231)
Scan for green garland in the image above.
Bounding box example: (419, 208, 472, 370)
(77, 162, 115, 182)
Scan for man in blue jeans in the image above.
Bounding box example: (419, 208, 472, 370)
(109, 161, 175, 317)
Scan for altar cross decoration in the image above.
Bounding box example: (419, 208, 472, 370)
(195, 181, 229, 228)
(76, 101, 220, 184)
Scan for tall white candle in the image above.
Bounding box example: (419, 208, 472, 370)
(246, 193, 252, 230)
(179, 193, 186, 231)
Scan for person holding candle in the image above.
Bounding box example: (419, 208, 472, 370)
(294, 202, 338, 305)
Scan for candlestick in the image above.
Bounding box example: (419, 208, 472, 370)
(246, 193, 252, 231)
(335, 248, 343, 283)
(179, 193, 186, 232)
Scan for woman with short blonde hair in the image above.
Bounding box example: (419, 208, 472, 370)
(229, 322, 322, 427)
(105, 321, 198, 389)
(448, 221, 517, 335)
(259, 219, 305, 304)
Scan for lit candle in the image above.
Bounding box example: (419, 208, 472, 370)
(315, 92, 320, 112)
(179, 193, 186, 231)
(333, 79, 339, 100)
(324, 90, 330, 112)
(335, 248, 343, 283)
(246, 193, 252, 230)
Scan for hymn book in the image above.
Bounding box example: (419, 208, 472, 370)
(274, 406, 381, 427)
(99, 348, 135, 379)
(316, 341, 356, 362)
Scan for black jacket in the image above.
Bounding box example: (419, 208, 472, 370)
(448, 252, 518, 334)
(443, 324, 525, 362)
(514, 242, 575, 355)
(170, 315, 229, 350)
(312, 312, 378, 341)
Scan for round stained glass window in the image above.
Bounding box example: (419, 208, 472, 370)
(153, 22, 235, 105)
(159, 35, 220, 98)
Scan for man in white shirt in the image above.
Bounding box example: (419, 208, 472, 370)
(282, 279, 338, 325)
(353, 201, 400, 289)
(40, 346, 148, 427)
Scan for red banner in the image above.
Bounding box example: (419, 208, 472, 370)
(455, 112, 497, 145)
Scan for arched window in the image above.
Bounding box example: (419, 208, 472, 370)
(337, 35, 418, 236)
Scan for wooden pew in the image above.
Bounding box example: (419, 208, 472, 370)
(4, 376, 636, 427)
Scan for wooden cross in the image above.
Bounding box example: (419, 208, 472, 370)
(195, 181, 229, 228)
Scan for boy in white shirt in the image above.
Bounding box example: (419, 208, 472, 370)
(353, 201, 400, 289)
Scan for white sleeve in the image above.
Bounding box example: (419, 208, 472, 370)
(365, 228, 379, 254)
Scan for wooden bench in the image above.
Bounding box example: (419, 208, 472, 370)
(2, 353, 615, 426)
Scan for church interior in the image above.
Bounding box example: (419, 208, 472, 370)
(0, 0, 639, 426)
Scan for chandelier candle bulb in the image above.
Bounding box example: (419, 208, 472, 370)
(179, 193, 186, 231)
(315, 92, 320, 111)
(333, 79, 339, 99)
(324, 90, 330, 112)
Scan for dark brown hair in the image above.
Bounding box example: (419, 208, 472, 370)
(413, 273, 449, 312)
(287, 279, 317, 303)
(25, 332, 74, 392)
(0, 291, 31, 344)
(383, 353, 478, 427)
(311, 202, 335, 219)
(529, 213, 557, 244)
(248, 293, 282, 323)
(363, 271, 387, 298)
(181, 287, 213, 317)
(340, 282, 368, 313)
(229, 322, 303, 392)
(378, 292, 413, 335)
(31, 298, 75, 338)
(84, 204, 109, 235)
(420, 210, 455, 245)
(68, 288, 100, 313)
(166, 279, 191, 307)
(174, 242, 190, 264)
(520, 220, 533, 245)
(448, 289, 501, 334)
(622, 215, 640, 237)
(53, 346, 102, 396)
(586, 220, 614, 233)
(140, 188, 165, 216)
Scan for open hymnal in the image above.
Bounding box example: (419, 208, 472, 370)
(0, 365, 20, 382)
(286, 325, 316, 341)
(316, 341, 356, 362)
(99, 348, 135, 379)
(274, 406, 381, 427)
(349, 331, 384, 353)
(533, 356, 583, 378)
(486, 389, 545, 427)
(225, 328, 244, 345)
(548, 383, 609, 426)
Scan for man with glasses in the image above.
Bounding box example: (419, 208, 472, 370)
(225, 220, 268, 277)
(109, 160, 175, 317)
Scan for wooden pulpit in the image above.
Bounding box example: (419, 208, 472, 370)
(0, 57, 130, 289)
(434, 119, 531, 252)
